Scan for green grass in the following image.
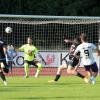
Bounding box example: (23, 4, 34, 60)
(0, 76, 100, 100)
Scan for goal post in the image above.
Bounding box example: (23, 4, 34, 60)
(0, 15, 100, 50)
(0, 14, 100, 75)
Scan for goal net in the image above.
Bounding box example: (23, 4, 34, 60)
(0, 15, 100, 76)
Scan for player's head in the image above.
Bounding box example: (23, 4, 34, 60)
(79, 33, 87, 42)
(27, 37, 32, 44)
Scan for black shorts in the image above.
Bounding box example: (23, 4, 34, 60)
(68, 55, 79, 68)
(84, 62, 98, 72)
(24, 60, 38, 68)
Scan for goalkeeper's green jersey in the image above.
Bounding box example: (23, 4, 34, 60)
(19, 44, 38, 61)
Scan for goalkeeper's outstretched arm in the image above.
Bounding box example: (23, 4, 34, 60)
(36, 52, 46, 65)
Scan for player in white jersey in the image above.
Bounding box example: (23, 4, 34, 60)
(74, 34, 100, 84)
(48, 38, 88, 83)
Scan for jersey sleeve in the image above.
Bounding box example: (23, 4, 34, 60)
(34, 46, 38, 54)
(19, 45, 25, 51)
(0, 41, 6, 48)
(91, 43, 97, 50)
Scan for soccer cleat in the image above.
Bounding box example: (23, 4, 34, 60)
(83, 77, 89, 84)
(48, 80, 56, 83)
(91, 80, 96, 85)
(34, 70, 40, 78)
(34, 75, 39, 78)
(24, 75, 29, 78)
(34, 73, 39, 78)
(3, 81, 7, 86)
(89, 76, 96, 85)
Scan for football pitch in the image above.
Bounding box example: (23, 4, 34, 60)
(0, 76, 100, 100)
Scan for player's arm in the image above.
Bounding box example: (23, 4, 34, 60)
(3, 47, 7, 56)
(18, 45, 24, 51)
(16, 45, 30, 56)
(73, 46, 81, 71)
(64, 38, 79, 44)
(64, 39, 73, 43)
(96, 46, 100, 56)
(2, 42, 8, 57)
(74, 45, 81, 58)
(37, 52, 46, 65)
(17, 45, 29, 54)
(95, 48, 100, 56)
(34, 47, 46, 64)
(92, 43, 100, 56)
(74, 58, 81, 71)
(94, 45, 100, 56)
(11, 45, 17, 57)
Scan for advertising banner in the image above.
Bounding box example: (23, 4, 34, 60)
(11, 52, 99, 68)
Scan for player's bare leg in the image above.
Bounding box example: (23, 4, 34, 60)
(84, 69, 96, 84)
(35, 62, 43, 78)
(67, 65, 88, 83)
(88, 70, 98, 84)
(0, 69, 7, 86)
(24, 62, 29, 78)
(48, 64, 67, 83)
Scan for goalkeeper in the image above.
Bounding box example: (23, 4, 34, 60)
(18, 37, 43, 78)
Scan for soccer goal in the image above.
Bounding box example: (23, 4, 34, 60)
(0, 14, 100, 75)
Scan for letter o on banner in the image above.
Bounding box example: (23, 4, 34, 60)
(16, 56, 24, 66)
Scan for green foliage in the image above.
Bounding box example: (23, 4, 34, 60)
(0, 0, 100, 16)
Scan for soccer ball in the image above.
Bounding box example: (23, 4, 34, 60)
(5, 27, 12, 33)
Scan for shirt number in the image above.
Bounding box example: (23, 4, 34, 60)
(84, 50, 89, 58)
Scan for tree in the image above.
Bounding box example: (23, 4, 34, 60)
(0, 0, 100, 16)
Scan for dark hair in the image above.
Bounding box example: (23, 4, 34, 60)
(80, 33, 87, 41)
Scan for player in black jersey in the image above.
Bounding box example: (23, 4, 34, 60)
(0, 40, 9, 86)
(48, 38, 88, 83)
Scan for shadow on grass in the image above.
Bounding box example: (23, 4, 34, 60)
(11, 95, 100, 100)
